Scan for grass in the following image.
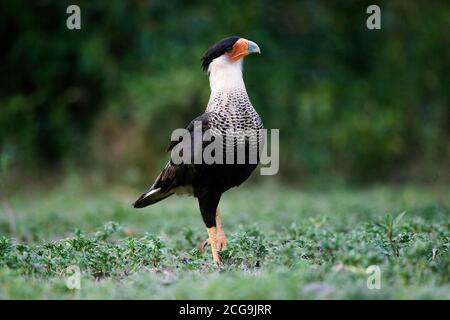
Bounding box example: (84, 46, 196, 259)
(0, 179, 449, 299)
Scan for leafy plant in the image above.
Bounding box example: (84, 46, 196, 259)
(375, 211, 406, 257)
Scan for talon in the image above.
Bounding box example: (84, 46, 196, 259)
(217, 234, 227, 251)
(197, 239, 210, 253)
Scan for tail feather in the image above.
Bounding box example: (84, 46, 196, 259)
(133, 161, 182, 209)
(133, 187, 174, 208)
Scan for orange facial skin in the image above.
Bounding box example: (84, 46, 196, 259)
(226, 38, 249, 61)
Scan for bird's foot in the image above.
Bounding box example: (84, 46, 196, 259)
(197, 239, 210, 253)
(216, 232, 227, 251)
(198, 233, 227, 253)
(207, 227, 221, 263)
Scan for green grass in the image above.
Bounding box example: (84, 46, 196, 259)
(0, 180, 449, 299)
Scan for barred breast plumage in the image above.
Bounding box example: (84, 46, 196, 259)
(206, 88, 264, 152)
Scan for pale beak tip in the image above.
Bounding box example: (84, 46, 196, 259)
(248, 40, 261, 54)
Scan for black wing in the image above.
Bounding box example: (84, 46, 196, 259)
(133, 113, 211, 208)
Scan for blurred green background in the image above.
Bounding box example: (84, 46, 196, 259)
(0, 0, 449, 188)
(0, 0, 449, 300)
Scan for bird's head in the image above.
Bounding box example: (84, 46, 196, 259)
(202, 37, 260, 91)
(201, 36, 261, 73)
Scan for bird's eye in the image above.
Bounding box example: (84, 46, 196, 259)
(225, 46, 233, 52)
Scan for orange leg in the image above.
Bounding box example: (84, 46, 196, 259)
(206, 226, 221, 263)
(215, 208, 227, 251)
(199, 208, 227, 261)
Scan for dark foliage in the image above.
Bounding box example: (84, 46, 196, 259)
(0, 1, 448, 182)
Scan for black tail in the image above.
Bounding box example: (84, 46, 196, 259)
(133, 161, 181, 208)
(133, 188, 174, 208)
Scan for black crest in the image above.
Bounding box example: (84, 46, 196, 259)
(201, 36, 240, 71)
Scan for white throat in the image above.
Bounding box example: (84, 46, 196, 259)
(208, 56, 246, 93)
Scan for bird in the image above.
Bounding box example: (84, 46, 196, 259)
(133, 36, 264, 263)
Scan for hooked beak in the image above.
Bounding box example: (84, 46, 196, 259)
(227, 38, 261, 61)
(247, 40, 261, 54)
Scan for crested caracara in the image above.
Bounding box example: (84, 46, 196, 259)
(133, 36, 264, 263)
